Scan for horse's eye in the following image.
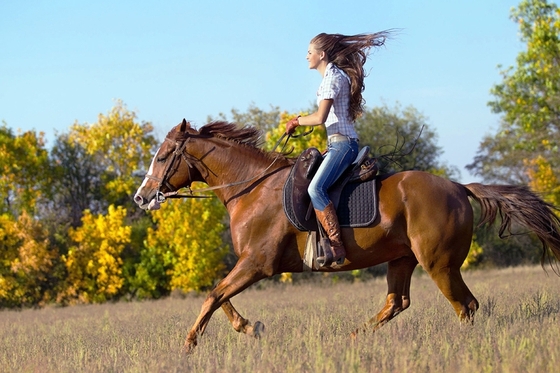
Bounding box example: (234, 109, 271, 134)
(155, 146, 174, 163)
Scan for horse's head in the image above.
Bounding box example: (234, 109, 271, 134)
(134, 119, 202, 210)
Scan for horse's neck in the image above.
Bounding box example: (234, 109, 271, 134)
(194, 139, 287, 200)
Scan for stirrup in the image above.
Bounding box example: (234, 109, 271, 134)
(316, 240, 345, 268)
(316, 238, 334, 268)
(316, 255, 332, 268)
(316, 252, 344, 268)
(315, 237, 334, 268)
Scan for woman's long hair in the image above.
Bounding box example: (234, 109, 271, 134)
(310, 31, 391, 121)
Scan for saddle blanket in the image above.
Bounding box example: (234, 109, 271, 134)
(282, 167, 378, 231)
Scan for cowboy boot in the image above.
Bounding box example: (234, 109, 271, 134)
(315, 201, 346, 267)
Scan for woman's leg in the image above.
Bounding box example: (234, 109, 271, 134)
(308, 139, 358, 209)
(308, 139, 358, 266)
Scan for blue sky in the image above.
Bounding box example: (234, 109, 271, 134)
(1, 0, 523, 182)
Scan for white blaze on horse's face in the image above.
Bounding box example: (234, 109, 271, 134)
(134, 146, 162, 211)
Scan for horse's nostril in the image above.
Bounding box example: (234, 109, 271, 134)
(134, 194, 144, 205)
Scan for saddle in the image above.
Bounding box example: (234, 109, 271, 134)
(282, 146, 379, 232)
(282, 147, 379, 270)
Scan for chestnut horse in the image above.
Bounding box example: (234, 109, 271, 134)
(134, 119, 560, 353)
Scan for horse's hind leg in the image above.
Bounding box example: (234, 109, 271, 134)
(221, 300, 264, 338)
(427, 266, 479, 321)
(353, 255, 418, 336)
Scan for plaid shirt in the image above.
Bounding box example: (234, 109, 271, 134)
(316, 62, 358, 139)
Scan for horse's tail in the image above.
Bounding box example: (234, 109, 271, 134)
(463, 183, 560, 273)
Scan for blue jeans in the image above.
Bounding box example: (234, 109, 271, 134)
(308, 137, 359, 211)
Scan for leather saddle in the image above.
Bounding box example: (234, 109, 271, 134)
(282, 146, 379, 232)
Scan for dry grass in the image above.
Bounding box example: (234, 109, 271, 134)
(1, 266, 560, 372)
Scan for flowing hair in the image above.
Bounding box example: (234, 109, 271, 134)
(310, 31, 392, 121)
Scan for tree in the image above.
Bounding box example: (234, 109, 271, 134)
(356, 104, 458, 179)
(465, 0, 560, 268)
(68, 100, 158, 209)
(131, 191, 229, 298)
(208, 102, 283, 133)
(47, 134, 105, 227)
(468, 0, 560, 193)
(0, 123, 50, 216)
(0, 124, 58, 308)
(231, 103, 452, 179)
(0, 212, 55, 308)
(264, 111, 327, 154)
(59, 205, 131, 304)
(526, 155, 560, 206)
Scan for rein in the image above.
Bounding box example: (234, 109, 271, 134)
(149, 129, 307, 202)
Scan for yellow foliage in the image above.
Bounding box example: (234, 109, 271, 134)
(10, 212, 53, 277)
(0, 212, 54, 306)
(68, 100, 157, 200)
(60, 205, 131, 304)
(279, 273, 293, 283)
(0, 214, 19, 302)
(525, 156, 560, 207)
(462, 238, 483, 270)
(264, 112, 327, 155)
(0, 125, 49, 215)
(145, 188, 229, 293)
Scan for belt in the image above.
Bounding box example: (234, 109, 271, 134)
(328, 134, 358, 143)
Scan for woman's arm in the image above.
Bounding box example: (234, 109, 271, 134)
(298, 99, 333, 126)
(285, 99, 333, 134)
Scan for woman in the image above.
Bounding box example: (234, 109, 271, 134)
(285, 31, 389, 268)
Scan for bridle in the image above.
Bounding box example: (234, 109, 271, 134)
(144, 137, 202, 202)
(143, 130, 305, 203)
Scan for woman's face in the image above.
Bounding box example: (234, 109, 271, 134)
(306, 44, 324, 70)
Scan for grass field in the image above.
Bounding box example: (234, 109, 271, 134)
(1, 265, 559, 372)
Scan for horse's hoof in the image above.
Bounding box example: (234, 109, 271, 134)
(183, 339, 197, 354)
(253, 321, 265, 338)
(247, 321, 265, 339)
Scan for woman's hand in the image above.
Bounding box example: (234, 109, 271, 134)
(285, 116, 300, 134)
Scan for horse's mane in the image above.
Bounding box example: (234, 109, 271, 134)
(169, 121, 264, 149)
(167, 120, 292, 165)
(200, 121, 264, 148)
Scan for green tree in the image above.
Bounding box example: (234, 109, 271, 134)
(47, 134, 105, 227)
(0, 123, 50, 216)
(222, 103, 450, 179)
(468, 0, 560, 191)
(356, 104, 458, 179)
(209, 102, 282, 133)
(465, 0, 560, 268)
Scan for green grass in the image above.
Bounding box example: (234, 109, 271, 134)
(1, 266, 559, 372)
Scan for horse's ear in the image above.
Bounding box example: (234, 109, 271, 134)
(180, 118, 191, 132)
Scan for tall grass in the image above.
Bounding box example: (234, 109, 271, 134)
(1, 266, 559, 372)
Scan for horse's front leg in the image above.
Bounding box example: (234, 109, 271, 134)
(184, 259, 267, 353)
(221, 300, 265, 338)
